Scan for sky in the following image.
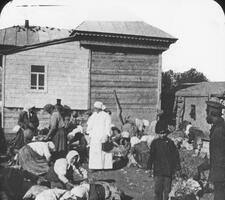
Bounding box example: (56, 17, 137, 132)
(0, 0, 225, 81)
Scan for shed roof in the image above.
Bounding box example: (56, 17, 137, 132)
(176, 82, 225, 97)
(75, 21, 176, 39)
(0, 25, 72, 47)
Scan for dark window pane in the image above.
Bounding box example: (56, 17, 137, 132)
(0, 55, 2, 66)
(31, 65, 45, 73)
(38, 87, 44, 90)
(31, 86, 37, 89)
(39, 74, 44, 86)
(31, 74, 37, 86)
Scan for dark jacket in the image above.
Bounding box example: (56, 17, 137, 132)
(148, 136, 181, 177)
(209, 117, 225, 182)
(18, 111, 39, 130)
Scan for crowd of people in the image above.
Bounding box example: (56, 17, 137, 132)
(0, 96, 224, 200)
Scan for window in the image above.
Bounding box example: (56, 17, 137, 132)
(30, 65, 45, 90)
(190, 104, 196, 120)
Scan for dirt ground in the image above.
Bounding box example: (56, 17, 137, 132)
(0, 155, 214, 200)
(87, 165, 214, 200)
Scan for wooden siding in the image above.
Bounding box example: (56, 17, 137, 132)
(4, 41, 89, 109)
(183, 97, 211, 133)
(91, 50, 160, 125)
(3, 41, 90, 133)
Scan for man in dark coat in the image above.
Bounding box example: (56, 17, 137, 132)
(18, 106, 39, 134)
(206, 99, 225, 200)
(148, 119, 181, 200)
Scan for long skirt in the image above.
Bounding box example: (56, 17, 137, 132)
(52, 128, 67, 156)
(17, 145, 49, 176)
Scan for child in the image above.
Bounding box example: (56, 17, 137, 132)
(148, 119, 181, 200)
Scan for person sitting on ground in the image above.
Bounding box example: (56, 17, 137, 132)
(44, 150, 88, 190)
(148, 119, 181, 200)
(111, 126, 121, 145)
(130, 137, 150, 169)
(67, 126, 88, 164)
(112, 131, 131, 158)
(17, 141, 56, 176)
(121, 116, 138, 138)
(183, 122, 204, 156)
(65, 111, 79, 134)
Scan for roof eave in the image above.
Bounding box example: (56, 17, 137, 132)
(71, 30, 178, 44)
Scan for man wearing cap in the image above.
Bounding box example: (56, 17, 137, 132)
(206, 98, 225, 200)
(148, 119, 181, 200)
(86, 101, 112, 171)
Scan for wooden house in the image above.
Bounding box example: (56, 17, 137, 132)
(1, 21, 177, 136)
(175, 81, 225, 133)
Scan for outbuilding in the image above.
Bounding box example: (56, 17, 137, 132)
(175, 81, 225, 133)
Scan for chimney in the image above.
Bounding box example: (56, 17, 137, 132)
(25, 20, 29, 28)
(56, 99, 62, 105)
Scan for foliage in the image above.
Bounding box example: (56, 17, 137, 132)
(162, 68, 208, 93)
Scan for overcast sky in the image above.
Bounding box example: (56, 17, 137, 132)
(0, 0, 225, 81)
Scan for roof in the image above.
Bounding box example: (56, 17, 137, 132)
(75, 21, 176, 40)
(1, 21, 177, 55)
(176, 82, 225, 97)
(0, 25, 72, 47)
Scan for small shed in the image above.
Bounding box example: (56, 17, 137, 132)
(1, 21, 177, 136)
(175, 81, 225, 133)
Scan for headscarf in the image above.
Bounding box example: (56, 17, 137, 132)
(66, 150, 80, 165)
(142, 119, 149, 127)
(47, 141, 55, 151)
(94, 101, 103, 109)
(121, 131, 130, 139)
(43, 104, 54, 114)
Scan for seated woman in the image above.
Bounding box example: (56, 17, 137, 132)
(17, 141, 56, 176)
(67, 126, 88, 164)
(111, 126, 121, 145)
(45, 150, 88, 190)
(112, 131, 131, 169)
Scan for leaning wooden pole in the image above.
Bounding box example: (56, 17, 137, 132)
(113, 90, 124, 125)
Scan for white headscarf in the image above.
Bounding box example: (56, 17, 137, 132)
(142, 119, 149, 127)
(94, 101, 103, 109)
(66, 150, 80, 165)
(47, 141, 55, 151)
(121, 131, 130, 139)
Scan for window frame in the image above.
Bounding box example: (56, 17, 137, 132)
(29, 65, 48, 93)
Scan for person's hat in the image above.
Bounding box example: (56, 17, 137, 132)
(66, 150, 80, 163)
(155, 119, 168, 134)
(43, 104, 54, 113)
(121, 131, 130, 138)
(94, 101, 103, 109)
(206, 97, 225, 110)
(46, 141, 55, 151)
